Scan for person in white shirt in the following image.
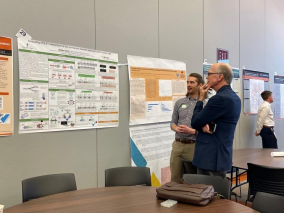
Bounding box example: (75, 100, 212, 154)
(254, 91, 277, 148)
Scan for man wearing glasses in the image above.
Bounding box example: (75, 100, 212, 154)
(191, 63, 241, 178)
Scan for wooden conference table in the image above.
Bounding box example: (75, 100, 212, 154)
(231, 148, 284, 192)
(5, 186, 257, 213)
(233, 148, 284, 169)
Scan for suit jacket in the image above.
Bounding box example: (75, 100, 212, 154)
(191, 85, 241, 171)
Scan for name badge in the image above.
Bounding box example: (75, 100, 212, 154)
(182, 104, 187, 109)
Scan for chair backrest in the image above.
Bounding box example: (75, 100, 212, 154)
(252, 192, 284, 213)
(180, 157, 197, 174)
(247, 163, 284, 198)
(22, 173, 77, 202)
(105, 167, 151, 187)
(182, 174, 231, 199)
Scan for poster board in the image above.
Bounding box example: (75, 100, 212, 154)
(274, 75, 284, 119)
(243, 69, 269, 114)
(18, 38, 119, 133)
(128, 55, 187, 125)
(0, 36, 13, 136)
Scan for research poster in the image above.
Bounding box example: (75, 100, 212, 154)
(18, 38, 119, 133)
(274, 75, 284, 119)
(243, 69, 269, 114)
(128, 55, 187, 125)
(130, 123, 174, 186)
(203, 63, 239, 98)
(231, 67, 240, 95)
(0, 36, 13, 136)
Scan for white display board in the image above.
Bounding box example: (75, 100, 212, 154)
(18, 38, 119, 133)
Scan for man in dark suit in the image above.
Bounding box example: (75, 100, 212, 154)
(191, 63, 241, 178)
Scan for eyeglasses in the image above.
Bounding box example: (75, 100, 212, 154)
(207, 72, 222, 76)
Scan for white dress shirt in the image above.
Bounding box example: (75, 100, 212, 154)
(256, 101, 275, 133)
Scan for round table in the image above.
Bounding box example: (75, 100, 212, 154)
(5, 186, 258, 213)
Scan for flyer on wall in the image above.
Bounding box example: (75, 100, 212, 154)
(17, 37, 119, 133)
(0, 36, 13, 136)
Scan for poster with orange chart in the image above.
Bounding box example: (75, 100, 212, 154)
(0, 36, 13, 136)
(128, 55, 187, 125)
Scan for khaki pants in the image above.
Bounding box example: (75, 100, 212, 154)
(170, 140, 195, 183)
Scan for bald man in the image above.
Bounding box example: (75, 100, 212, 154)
(191, 63, 241, 178)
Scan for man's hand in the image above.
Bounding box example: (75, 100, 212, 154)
(199, 82, 211, 101)
(178, 125, 196, 135)
(202, 124, 212, 134)
(254, 131, 260, 136)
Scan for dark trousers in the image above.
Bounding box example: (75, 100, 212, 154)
(260, 127, 278, 149)
(197, 168, 227, 179)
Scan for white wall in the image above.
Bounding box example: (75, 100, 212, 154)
(0, 0, 284, 208)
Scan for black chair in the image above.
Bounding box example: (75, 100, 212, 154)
(179, 157, 197, 174)
(252, 192, 284, 213)
(182, 174, 231, 199)
(105, 167, 151, 187)
(22, 173, 77, 202)
(246, 163, 284, 205)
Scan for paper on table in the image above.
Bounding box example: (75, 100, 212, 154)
(271, 152, 284, 157)
(160, 199, 178, 208)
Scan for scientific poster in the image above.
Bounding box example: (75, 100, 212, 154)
(18, 38, 119, 133)
(128, 55, 187, 125)
(130, 123, 174, 186)
(0, 36, 13, 136)
(243, 69, 269, 114)
(274, 75, 284, 119)
(231, 67, 240, 94)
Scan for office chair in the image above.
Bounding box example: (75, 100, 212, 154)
(179, 157, 197, 174)
(22, 173, 77, 202)
(252, 192, 284, 213)
(182, 174, 231, 199)
(246, 163, 284, 205)
(105, 167, 151, 187)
